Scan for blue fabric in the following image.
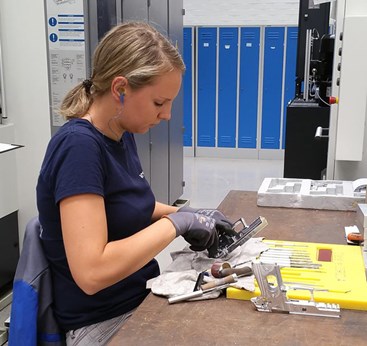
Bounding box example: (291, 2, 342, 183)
(36, 119, 159, 331)
(9, 281, 38, 346)
(38, 332, 64, 343)
(9, 217, 66, 346)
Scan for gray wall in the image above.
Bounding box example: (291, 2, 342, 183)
(0, 0, 50, 245)
(183, 0, 299, 26)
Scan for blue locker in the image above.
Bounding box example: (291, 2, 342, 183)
(238, 27, 260, 148)
(261, 27, 285, 149)
(282, 27, 298, 149)
(183, 27, 193, 147)
(218, 27, 238, 148)
(197, 27, 217, 147)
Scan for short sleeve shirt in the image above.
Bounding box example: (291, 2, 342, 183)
(36, 119, 159, 331)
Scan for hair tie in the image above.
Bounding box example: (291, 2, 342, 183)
(82, 79, 93, 93)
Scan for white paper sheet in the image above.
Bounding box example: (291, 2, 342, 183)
(0, 143, 23, 154)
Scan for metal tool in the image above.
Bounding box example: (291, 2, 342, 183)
(213, 216, 268, 258)
(250, 260, 340, 318)
(193, 271, 207, 291)
(259, 247, 322, 269)
(168, 274, 239, 304)
(258, 258, 322, 269)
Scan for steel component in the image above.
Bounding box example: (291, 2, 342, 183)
(251, 261, 340, 318)
(303, 29, 312, 101)
(213, 216, 268, 258)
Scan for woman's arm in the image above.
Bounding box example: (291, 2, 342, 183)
(60, 194, 176, 295)
(151, 201, 179, 222)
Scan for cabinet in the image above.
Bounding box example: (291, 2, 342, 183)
(0, 124, 19, 294)
(283, 100, 330, 179)
(122, 0, 184, 205)
(183, 26, 298, 159)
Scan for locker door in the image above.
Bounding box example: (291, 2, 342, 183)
(183, 27, 193, 147)
(238, 27, 260, 149)
(121, 0, 148, 21)
(121, 0, 151, 186)
(261, 27, 285, 149)
(282, 27, 298, 149)
(197, 27, 217, 147)
(167, 0, 184, 204)
(88, 0, 118, 58)
(148, 0, 169, 204)
(149, 0, 168, 30)
(218, 27, 238, 148)
(96, 0, 117, 40)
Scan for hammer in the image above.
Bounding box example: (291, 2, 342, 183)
(210, 261, 253, 279)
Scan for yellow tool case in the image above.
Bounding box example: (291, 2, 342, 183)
(226, 239, 367, 311)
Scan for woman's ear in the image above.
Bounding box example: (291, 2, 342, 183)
(111, 76, 128, 103)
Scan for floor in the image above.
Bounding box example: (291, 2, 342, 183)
(180, 156, 284, 208)
(155, 156, 284, 270)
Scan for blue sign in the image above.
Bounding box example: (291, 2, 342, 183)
(49, 17, 57, 26)
(49, 33, 58, 42)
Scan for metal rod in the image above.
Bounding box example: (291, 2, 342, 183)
(259, 259, 321, 269)
(303, 29, 312, 101)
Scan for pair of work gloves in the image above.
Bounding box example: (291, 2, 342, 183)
(164, 206, 236, 258)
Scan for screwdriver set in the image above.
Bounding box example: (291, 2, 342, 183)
(226, 239, 367, 311)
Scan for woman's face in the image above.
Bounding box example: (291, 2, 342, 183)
(120, 69, 182, 133)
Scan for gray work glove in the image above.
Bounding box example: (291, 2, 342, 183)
(164, 212, 219, 254)
(178, 206, 234, 235)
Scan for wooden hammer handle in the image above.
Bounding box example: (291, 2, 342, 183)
(220, 266, 253, 277)
(201, 274, 237, 291)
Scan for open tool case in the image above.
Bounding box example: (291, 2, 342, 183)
(227, 239, 367, 311)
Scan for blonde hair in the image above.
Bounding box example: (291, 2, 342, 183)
(60, 21, 185, 119)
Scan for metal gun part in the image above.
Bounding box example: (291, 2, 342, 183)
(250, 260, 340, 318)
(214, 216, 268, 258)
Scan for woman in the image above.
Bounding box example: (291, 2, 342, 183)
(37, 21, 232, 345)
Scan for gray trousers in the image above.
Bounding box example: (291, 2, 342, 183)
(66, 309, 135, 345)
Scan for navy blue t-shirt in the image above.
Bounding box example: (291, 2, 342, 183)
(36, 118, 159, 331)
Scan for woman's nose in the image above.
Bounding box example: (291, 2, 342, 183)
(159, 105, 172, 120)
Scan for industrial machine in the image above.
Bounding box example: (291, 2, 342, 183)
(283, 0, 333, 180)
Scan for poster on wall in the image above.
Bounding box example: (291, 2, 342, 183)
(45, 0, 87, 127)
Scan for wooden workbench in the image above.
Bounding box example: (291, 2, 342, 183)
(109, 190, 366, 346)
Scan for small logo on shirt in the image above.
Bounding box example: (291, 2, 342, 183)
(139, 171, 145, 179)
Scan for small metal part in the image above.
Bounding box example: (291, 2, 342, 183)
(251, 261, 340, 318)
(213, 216, 268, 258)
(193, 271, 206, 291)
